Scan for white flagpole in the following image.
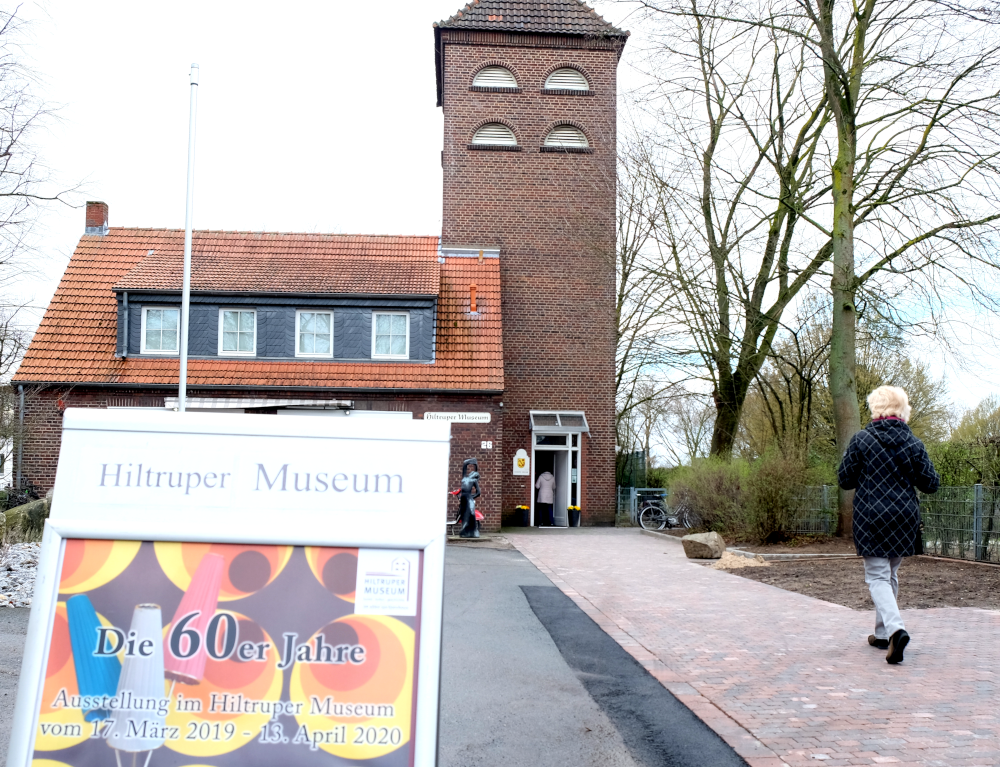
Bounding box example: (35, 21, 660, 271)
(178, 63, 199, 412)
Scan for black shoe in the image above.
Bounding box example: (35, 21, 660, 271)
(868, 635, 889, 649)
(886, 629, 909, 664)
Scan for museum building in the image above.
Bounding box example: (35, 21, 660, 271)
(12, 0, 627, 530)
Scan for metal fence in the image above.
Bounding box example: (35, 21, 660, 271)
(617, 483, 1000, 562)
(616, 487, 670, 526)
(788, 485, 837, 534)
(616, 486, 635, 525)
(793, 484, 1000, 563)
(919, 485, 1000, 563)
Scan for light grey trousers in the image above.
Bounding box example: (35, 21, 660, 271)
(863, 556, 905, 639)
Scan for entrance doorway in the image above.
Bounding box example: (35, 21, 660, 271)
(531, 432, 580, 527)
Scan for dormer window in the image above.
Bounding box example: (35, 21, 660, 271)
(544, 68, 590, 91)
(372, 312, 409, 359)
(472, 66, 518, 89)
(296, 311, 333, 358)
(543, 125, 589, 148)
(471, 123, 518, 147)
(219, 309, 256, 356)
(141, 307, 179, 355)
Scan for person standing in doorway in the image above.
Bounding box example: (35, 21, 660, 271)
(838, 385, 940, 664)
(535, 470, 556, 526)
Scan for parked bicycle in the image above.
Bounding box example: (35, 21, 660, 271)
(638, 496, 671, 530)
(637, 492, 697, 531)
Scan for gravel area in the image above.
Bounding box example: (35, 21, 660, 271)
(0, 543, 40, 608)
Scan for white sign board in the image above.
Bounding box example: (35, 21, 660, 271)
(422, 412, 491, 424)
(7, 409, 450, 767)
(513, 449, 530, 476)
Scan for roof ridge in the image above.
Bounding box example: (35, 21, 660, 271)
(435, 0, 628, 36)
(101, 228, 440, 239)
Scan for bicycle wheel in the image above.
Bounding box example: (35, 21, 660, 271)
(639, 505, 667, 531)
(675, 504, 698, 529)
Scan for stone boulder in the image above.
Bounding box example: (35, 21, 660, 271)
(681, 531, 726, 559)
(2, 497, 49, 537)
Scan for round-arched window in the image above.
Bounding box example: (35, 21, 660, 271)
(473, 66, 518, 88)
(545, 68, 589, 90)
(543, 125, 589, 148)
(472, 123, 518, 146)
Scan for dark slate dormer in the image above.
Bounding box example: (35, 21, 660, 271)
(115, 292, 437, 362)
(112, 232, 442, 363)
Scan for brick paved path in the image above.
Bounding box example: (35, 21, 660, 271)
(507, 529, 1000, 767)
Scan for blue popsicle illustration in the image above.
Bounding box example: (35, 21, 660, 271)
(66, 594, 122, 721)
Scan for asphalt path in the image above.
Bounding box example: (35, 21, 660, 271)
(440, 545, 640, 767)
(522, 584, 749, 767)
(0, 607, 30, 758)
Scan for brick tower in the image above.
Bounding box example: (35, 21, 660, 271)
(435, 1, 627, 524)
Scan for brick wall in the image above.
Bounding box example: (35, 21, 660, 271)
(19, 387, 505, 532)
(439, 31, 620, 524)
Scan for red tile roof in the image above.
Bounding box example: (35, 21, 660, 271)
(113, 230, 440, 295)
(14, 229, 503, 392)
(436, 0, 627, 37)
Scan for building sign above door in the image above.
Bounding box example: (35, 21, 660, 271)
(513, 449, 530, 476)
(423, 412, 491, 424)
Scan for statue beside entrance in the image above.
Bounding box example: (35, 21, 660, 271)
(458, 458, 482, 538)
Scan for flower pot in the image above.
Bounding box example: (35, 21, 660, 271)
(569, 508, 581, 527)
(514, 508, 530, 526)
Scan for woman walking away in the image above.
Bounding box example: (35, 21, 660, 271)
(838, 386, 940, 664)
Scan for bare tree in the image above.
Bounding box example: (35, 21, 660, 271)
(740, 295, 952, 480)
(791, 0, 1000, 528)
(0, 8, 76, 292)
(614, 136, 691, 452)
(658, 392, 715, 465)
(739, 295, 831, 460)
(629, 0, 835, 458)
(628, 0, 1000, 530)
(0, 306, 28, 484)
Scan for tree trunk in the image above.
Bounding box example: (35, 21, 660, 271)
(828, 135, 862, 535)
(709, 381, 742, 458)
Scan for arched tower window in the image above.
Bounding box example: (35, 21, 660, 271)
(544, 68, 590, 91)
(473, 66, 518, 88)
(471, 123, 518, 146)
(543, 125, 589, 148)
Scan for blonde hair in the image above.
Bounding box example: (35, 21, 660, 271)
(867, 385, 912, 422)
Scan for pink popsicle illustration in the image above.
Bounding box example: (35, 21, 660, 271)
(163, 553, 224, 685)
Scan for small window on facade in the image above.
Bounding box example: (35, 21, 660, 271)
(545, 68, 589, 90)
(219, 309, 256, 355)
(544, 125, 589, 148)
(141, 307, 179, 354)
(297, 311, 333, 357)
(471, 123, 517, 146)
(372, 312, 409, 359)
(473, 66, 518, 88)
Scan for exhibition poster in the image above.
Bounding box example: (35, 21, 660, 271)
(8, 409, 449, 767)
(34, 541, 422, 766)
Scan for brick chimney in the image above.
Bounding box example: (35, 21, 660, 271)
(85, 201, 108, 236)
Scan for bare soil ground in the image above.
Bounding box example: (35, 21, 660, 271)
(733, 536, 858, 555)
(726, 555, 1000, 611)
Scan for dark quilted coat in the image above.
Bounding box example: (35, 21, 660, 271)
(838, 418, 940, 557)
